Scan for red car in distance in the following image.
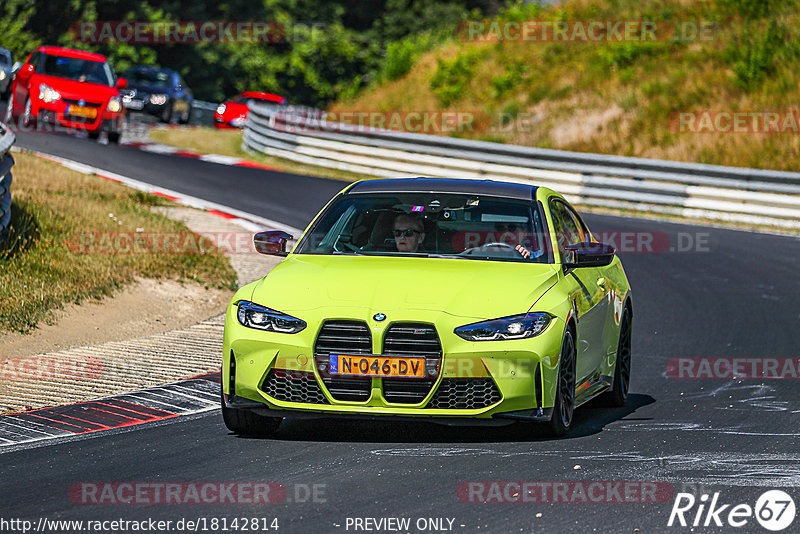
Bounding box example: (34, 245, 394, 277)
(4, 46, 126, 142)
(214, 91, 286, 128)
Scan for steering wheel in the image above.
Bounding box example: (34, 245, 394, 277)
(461, 242, 525, 257)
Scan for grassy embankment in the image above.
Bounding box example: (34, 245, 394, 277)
(0, 152, 237, 333)
(333, 0, 800, 171)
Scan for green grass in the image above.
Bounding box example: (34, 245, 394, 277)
(0, 152, 238, 333)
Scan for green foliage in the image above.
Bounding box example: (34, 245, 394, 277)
(491, 62, 528, 98)
(430, 49, 483, 107)
(0, 0, 502, 106)
(0, 0, 41, 60)
(717, 0, 797, 18)
(596, 41, 669, 69)
(726, 19, 797, 90)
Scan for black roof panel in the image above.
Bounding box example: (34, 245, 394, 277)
(347, 178, 537, 201)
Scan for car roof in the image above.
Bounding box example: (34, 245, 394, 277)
(35, 46, 107, 62)
(239, 91, 285, 103)
(346, 178, 537, 201)
(126, 65, 174, 74)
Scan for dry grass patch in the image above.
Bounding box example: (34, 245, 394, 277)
(0, 152, 238, 333)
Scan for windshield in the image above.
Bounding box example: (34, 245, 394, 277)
(124, 69, 171, 88)
(0, 50, 10, 66)
(40, 54, 114, 86)
(295, 193, 552, 262)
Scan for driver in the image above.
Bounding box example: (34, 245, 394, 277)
(393, 213, 425, 253)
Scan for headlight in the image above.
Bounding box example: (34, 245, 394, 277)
(0, 71, 6, 81)
(149, 94, 168, 105)
(455, 312, 552, 341)
(106, 96, 121, 113)
(216, 103, 226, 114)
(236, 301, 306, 334)
(39, 83, 61, 103)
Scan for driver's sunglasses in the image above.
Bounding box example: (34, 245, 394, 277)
(393, 229, 420, 238)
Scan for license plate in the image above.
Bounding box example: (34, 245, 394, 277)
(329, 354, 425, 378)
(66, 105, 97, 118)
(125, 99, 144, 110)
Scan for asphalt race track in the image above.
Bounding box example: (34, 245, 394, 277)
(2, 127, 800, 533)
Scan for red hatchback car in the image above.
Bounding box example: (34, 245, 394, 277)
(4, 46, 126, 142)
(214, 91, 285, 128)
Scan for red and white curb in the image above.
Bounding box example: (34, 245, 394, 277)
(13, 147, 302, 235)
(122, 140, 280, 172)
(0, 373, 222, 450)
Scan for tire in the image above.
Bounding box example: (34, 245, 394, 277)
(161, 102, 173, 124)
(21, 97, 33, 128)
(108, 132, 121, 144)
(178, 105, 191, 125)
(602, 309, 632, 407)
(88, 131, 100, 140)
(545, 328, 576, 437)
(3, 92, 13, 124)
(220, 388, 282, 436)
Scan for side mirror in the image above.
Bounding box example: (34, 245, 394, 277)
(564, 242, 615, 268)
(254, 230, 293, 256)
(116, 77, 127, 89)
(16, 63, 33, 80)
(11, 61, 21, 75)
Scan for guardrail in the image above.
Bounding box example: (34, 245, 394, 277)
(243, 105, 800, 229)
(0, 123, 14, 243)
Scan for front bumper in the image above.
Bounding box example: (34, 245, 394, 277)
(36, 100, 123, 133)
(222, 302, 566, 421)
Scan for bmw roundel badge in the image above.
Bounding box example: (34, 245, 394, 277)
(373, 313, 387, 322)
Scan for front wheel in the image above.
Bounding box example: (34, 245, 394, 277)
(21, 97, 33, 128)
(3, 92, 13, 124)
(108, 132, 121, 144)
(545, 328, 576, 437)
(602, 309, 632, 407)
(220, 388, 282, 436)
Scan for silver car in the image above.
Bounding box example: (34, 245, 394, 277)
(0, 48, 13, 97)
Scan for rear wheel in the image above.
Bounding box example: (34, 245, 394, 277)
(602, 309, 632, 407)
(88, 131, 100, 140)
(220, 388, 282, 436)
(545, 328, 576, 437)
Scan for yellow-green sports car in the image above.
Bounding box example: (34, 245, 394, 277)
(221, 178, 632, 437)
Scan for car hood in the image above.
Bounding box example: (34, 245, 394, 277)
(222, 102, 247, 116)
(37, 74, 117, 101)
(126, 84, 170, 95)
(248, 254, 559, 320)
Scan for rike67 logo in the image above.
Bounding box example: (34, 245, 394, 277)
(668, 490, 796, 531)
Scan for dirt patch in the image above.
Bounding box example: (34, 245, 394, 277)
(0, 278, 232, 360)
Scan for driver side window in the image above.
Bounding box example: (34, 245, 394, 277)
(550, 199, 584, 259)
